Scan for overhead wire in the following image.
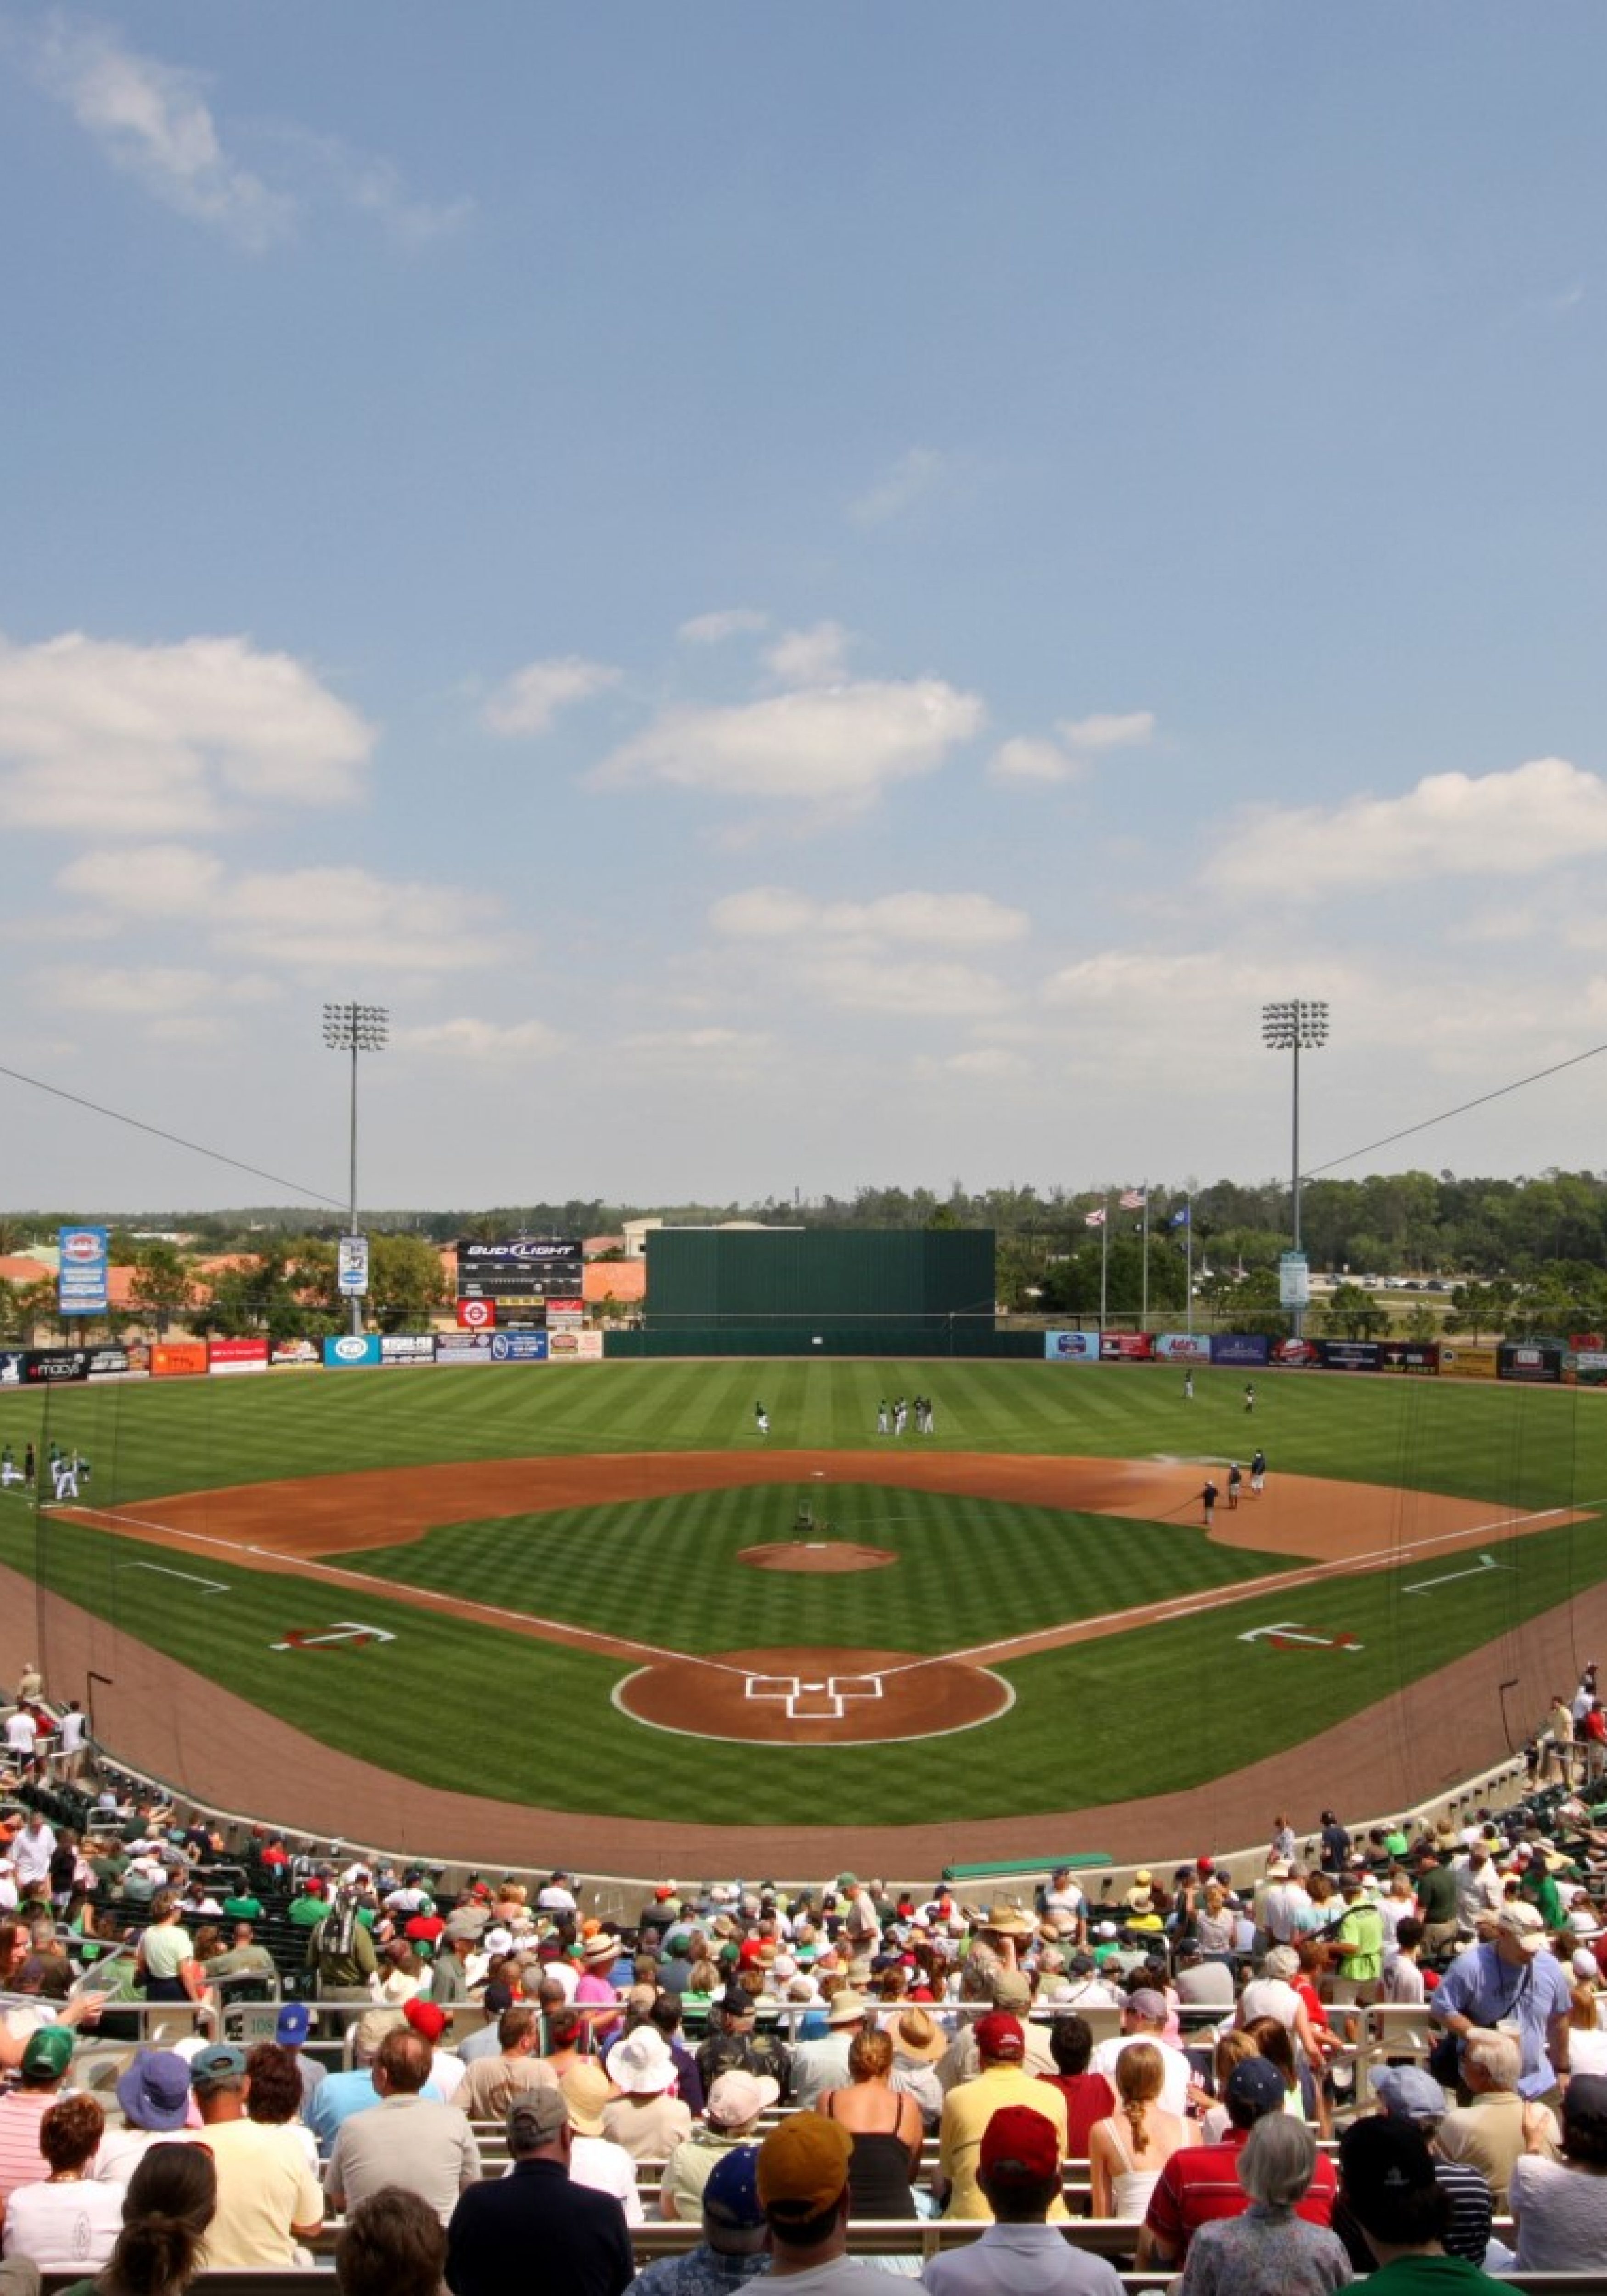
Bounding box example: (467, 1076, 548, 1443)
(1302, 1037, 1607, 1179)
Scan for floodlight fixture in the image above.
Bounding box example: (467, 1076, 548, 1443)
(1261, 997, 1331, 1339)
(322, 1001, 390, 1335)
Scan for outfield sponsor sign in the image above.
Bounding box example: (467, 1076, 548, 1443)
(1379, 1341, 1439, 1374)
(1100, 1332, 1154, 1360)
(323, 1335, 381, 1369)
(209, 1338, 269, 1376)
(1572, 1349, 1607, 1387)
(337, 1235, 370, 1298)
(1153, 1333, 1211, 1360)
(1044, 1330, 1100, 1360)
(21, 1349, 91, 1384)
(151, 1341, 209, 1379)
(1210, 1334, 1270, 1365)
(381, 1334, 436, 1366)
(1318, 1339, 1382, 1373)
(270, 1338, 321, 1370)
(456, 1298, 495, 1330)
(435, 1331, 496, 1364)
(1272, 1337, 1321, 1367)
(490, 1332, 548, 1361)
(57, 1226, 109, 1317)
(547, 1329, 602, 1359)
(1438, 1344, 1499, 1382)
(1499, 1341, 1564, 1385)
(86, 1346, 139, 1380)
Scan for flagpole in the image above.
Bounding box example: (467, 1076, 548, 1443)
(1140, 1187, 1150, 1336)
(1186, 1192, 1194, 1335)
(1100, 1195, 1109, 1333)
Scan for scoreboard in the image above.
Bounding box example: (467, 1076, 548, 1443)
(455, 1239, 583, 1327)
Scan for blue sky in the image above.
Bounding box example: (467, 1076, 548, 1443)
(5, 3, 1607, 1214)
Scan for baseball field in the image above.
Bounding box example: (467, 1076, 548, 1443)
(1, 1357, 1604, 1870)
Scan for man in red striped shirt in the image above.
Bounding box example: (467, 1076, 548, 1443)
(1135, 2055, 1337, 2268)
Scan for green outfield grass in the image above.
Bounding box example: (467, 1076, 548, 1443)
(2, 1358, 1606, 1825)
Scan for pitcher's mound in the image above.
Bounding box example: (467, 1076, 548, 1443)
(615, 1645, 1013, 1745)
(739, 1542, 896, 1574)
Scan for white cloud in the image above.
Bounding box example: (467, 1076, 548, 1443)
(594, 679, 984, 810)
(764, 621, 853, 687)
(280, 133, 472, 249)
(619, 1027, 773, 1064)
(1059, 709, 1156, 753)
(0, 632, 374, 836)
(677, 608, 770, 645)
(849, 446, 946, 527)
(481, 655, 621, 737)
(394, 1017, 566, 1060)
(1214, 756, 1607, 892)
(710, 887, 1027, 948)
(56, 844, 225, 917)
(41, 966, 214, 1016)
(988, 736, 1084, 785)
(219, 867, 508, 974)
(914, 1047, 1033, 1080)
(33, 18, 295, 250)
(802, 954, 1009, 1017)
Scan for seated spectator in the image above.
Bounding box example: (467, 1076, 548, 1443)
(1338, 2116, 1508, 2296)
(1433, 2027, 1558, 2210)
(1089, 2041, 1198, 2218)
(698, 1986, 792, 2104)
(1038, 2013, 1115, 2161)
(90, 2139, 218, 2296)
(633, 2142, 767, 2296)
(0, 2029, 76, 2204)
(937, 2012, 1069, 2221)
(816, 2027, 923, 2221)
(1176, 2115, 1351, 2296)
(754, 2114, 886, 2291)
(244, 2042, 317, 2174)
(662, 2070, 777, 2222)
(1138, 2054, 1337, 2269)
(1331, 2066, 1491, 2269)
(1507, 2070, 1607, 2270)
(96, 2054, 197, 2189)
(887, 2007, 945, 2130)
(189, 2042, 324, 2269)
(335, 2185, 447, 2296)
(601, 2028, 692, 2165)
(1091, 1987, 1191, 2115)
(454, 2007, 560, 2120)
(445, 2090, 633, 2296)
(0, 2095, 123, 2269)
(327, 2028, 480, 2228)
(921, 2104, 1124, 2296)
(562, 2062, 642, 2228)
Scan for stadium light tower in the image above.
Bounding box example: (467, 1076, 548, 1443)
(323, 1001, 389, 1336)
(1261, 999, 1328, 1338)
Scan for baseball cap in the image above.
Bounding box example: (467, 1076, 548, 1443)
(973, 2012, 1025, 2062)
(1126, 1987, 1168, 2021)
(191, 2043, 247, 2086)
(275, 2003, 310, 2046)
(981, 2104, 1060, 2187)
(1225, 2056, 1287, 2117)
(21, 2026, 73, 2080)
(1498, 1903, 1546, 1953)
(1339, 2116, 1438, 2241)
(707, 2068, 781, 2127)
(702, 2144, 764, 2231)
(757, 2114, 853, 2218)
(1371, 2065, 1449, 2122)
(507, 2088, 569, 2147)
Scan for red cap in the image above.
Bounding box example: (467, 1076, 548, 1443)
(973, 2013, 1025, 2062)
(405, 1999, 449, 2042)
(981, 2104, 1060, 2184)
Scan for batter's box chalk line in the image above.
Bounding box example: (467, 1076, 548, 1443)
(745, 1671, 886, 1721)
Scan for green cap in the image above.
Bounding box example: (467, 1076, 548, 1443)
(22, 2026, 74, 2080)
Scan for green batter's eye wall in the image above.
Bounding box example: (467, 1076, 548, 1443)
(637, 1226, 1000, 1355)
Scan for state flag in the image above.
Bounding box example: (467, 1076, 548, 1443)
(1084, 1207, 1106, 1228)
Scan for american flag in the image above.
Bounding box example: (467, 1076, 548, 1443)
(1084, 1207, 1106, 1228)
(1120, 1189, 1146, 1210)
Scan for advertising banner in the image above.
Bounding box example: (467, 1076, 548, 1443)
(1499, 1342, 1564, 1385)
(455, 1238, 583, 1319)
(546, 1301, 584, 1328)
(85, 1346, 135, 1380)
(436, 1331, 496, 1365)
(1278, 1252, 1311, 1310)
(1210, 1334, 1270, 1366)
(1318, 1339, 1383, 1373)
(1438, 1344, 1499, 1382)
(323, 1335, 381, 1369)
(1272, 1337, 1321, 1367)
(381, 1334, 436, 1366)
(490, 1332, 548, 1361)
(209, 1338, 269, 1376)
(1378, 1341, 1440, 1375)
(57, 1226, 109, 1318)
(1044, 1330, 1101, 1361)
(23, 1349, 91, 1384)
(0, 1353, 23, 1388)
(1572, 1349, 1607, 1388)
(151, 1342, 209, 1379)
(1153, 1333, 1212, 1361)
(548, 1329, 603, 1360)
(456, 1298, 496, 1331)
(1100, 1332, 1155, 1360)
(337, 1235, 370, 1298)
(270, 1338, 321, 1371)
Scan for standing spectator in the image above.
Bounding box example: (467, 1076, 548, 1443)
(1430, 1905, 1573, 2103)
(444, 2090, 632, 2296)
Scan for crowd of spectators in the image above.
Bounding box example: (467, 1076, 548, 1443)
(5, 1669, 1607, 2288)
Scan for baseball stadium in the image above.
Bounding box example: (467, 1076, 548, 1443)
(2, 1225, 1603, 1885)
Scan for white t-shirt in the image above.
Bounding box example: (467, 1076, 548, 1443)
(5, 1715, 37, 1756)
(568, 2133, 644, 2225)
(2, 2175, 125, 2267)
(1089, 2033, 1191, 2115)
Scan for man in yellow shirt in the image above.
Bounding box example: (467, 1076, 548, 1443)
(936, 2013, 1069, 2220)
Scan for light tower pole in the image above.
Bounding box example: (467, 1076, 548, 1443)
(1261, 999, 1329, 1339)
(322, 1001, 389, 1337)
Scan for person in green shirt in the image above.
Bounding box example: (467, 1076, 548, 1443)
(1329, 1872, 1386, 2038)
(1338, 2116, 1511, 2296)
